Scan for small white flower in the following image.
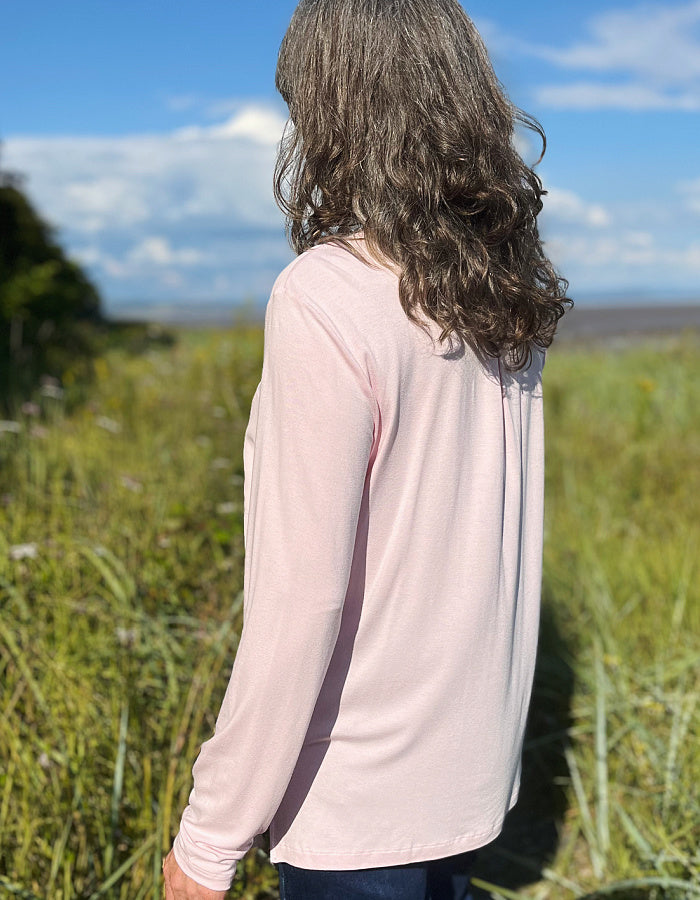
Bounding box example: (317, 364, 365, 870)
(40, 384, 64, 400)
(21, 402, 41, 417)
(0, 420, 21, 434)
(96, 416, 122, 434)
(120, 475, 143, 493)
(157, 535, 171, 549)
(30, 425, 49, 439)
(216, 502, 237, 515)
(10, 543, 38, 560)
(211, 457, 232, 470)
(115, 627, 138, 648)
(38, 752, 51, 770)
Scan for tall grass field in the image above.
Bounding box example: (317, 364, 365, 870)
(1, 324, 698, 899)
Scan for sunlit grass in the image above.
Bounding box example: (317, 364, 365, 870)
(525, 333, 700, 900)
(1, 326, 698, 899)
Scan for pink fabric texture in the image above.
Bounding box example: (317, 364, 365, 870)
(172, 238, 546, 891)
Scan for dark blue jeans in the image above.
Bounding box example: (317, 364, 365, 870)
(276, 850, 477, 900)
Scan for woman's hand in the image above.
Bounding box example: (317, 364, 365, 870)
(162, 850, 228, 899)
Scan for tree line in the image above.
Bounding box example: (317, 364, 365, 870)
(0, 149, 103, 402)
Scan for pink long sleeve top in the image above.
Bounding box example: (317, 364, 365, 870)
(173, 235, 546, 891)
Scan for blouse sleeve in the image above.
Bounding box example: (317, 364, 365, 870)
(172, 273, 377, 891)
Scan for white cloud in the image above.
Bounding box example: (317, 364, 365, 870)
(63, 177, 152, 232)
(80, 237, 206, 281)
(542, 187, 611, 228)
(679, 176, 700, 213)
(538, 179, 700, 295)
(535, 1, 700, 83)
(564, 232, 700, 269)
(128, 236, 205, 267)
(163, 94, 273, 122)
(3, 104, 293, 304)
(174, 108, 287, 145)
(5, 105, 288, 237)
(534, 83, 700, 111)
(512, 0, 700, 111)
(545, 229, 700, 297)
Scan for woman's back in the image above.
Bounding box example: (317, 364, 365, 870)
(260, 239, 545, 866)
(173, 236, 546, 885)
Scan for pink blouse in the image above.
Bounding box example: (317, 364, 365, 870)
(173, 237, 546, 891)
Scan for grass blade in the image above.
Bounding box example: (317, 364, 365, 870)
(0, 877, 43, 899)
(470, 878, 535, 900)
(594, 639, 610, 859)
(104, 700, 129, 878)
(616, 805, 653, 862)
(565, 745, 604, 880)
(579, 875, 700, 897)
(88, 834, 157, 899)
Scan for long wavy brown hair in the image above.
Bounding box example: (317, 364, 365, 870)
(274, 0, 572, 371)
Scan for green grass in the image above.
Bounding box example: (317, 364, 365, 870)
(1, 325, 698, 899)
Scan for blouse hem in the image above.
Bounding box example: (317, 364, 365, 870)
(268, 793, 518, 871)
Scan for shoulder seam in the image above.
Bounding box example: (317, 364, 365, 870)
(271, 266, 380, 422)
(272, 244, 335, 295)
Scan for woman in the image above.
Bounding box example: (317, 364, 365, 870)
(164, 1, 571, 898)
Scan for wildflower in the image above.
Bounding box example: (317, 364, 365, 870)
(115, 627, 138, 648)
(30, 425, 49, 439)
(120, 475, 143, 493)
(96, 416, 122, 434)
(40, 383, 64, 400)
(211, 457, 232, 470)
(38, 752, 51, 770)
(0, 420, 21, 434)
(10, 543, 38, 560)
(217, 502, 237, 515)
(157, 535, 172, 549)
(21, 402, 41, 417)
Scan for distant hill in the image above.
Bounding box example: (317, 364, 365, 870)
(107, 299, 700, 341)
(107, 300, 265, 327)
(555, 303, 700, 343)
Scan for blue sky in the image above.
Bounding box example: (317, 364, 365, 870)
(1, 0, 699, 313)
